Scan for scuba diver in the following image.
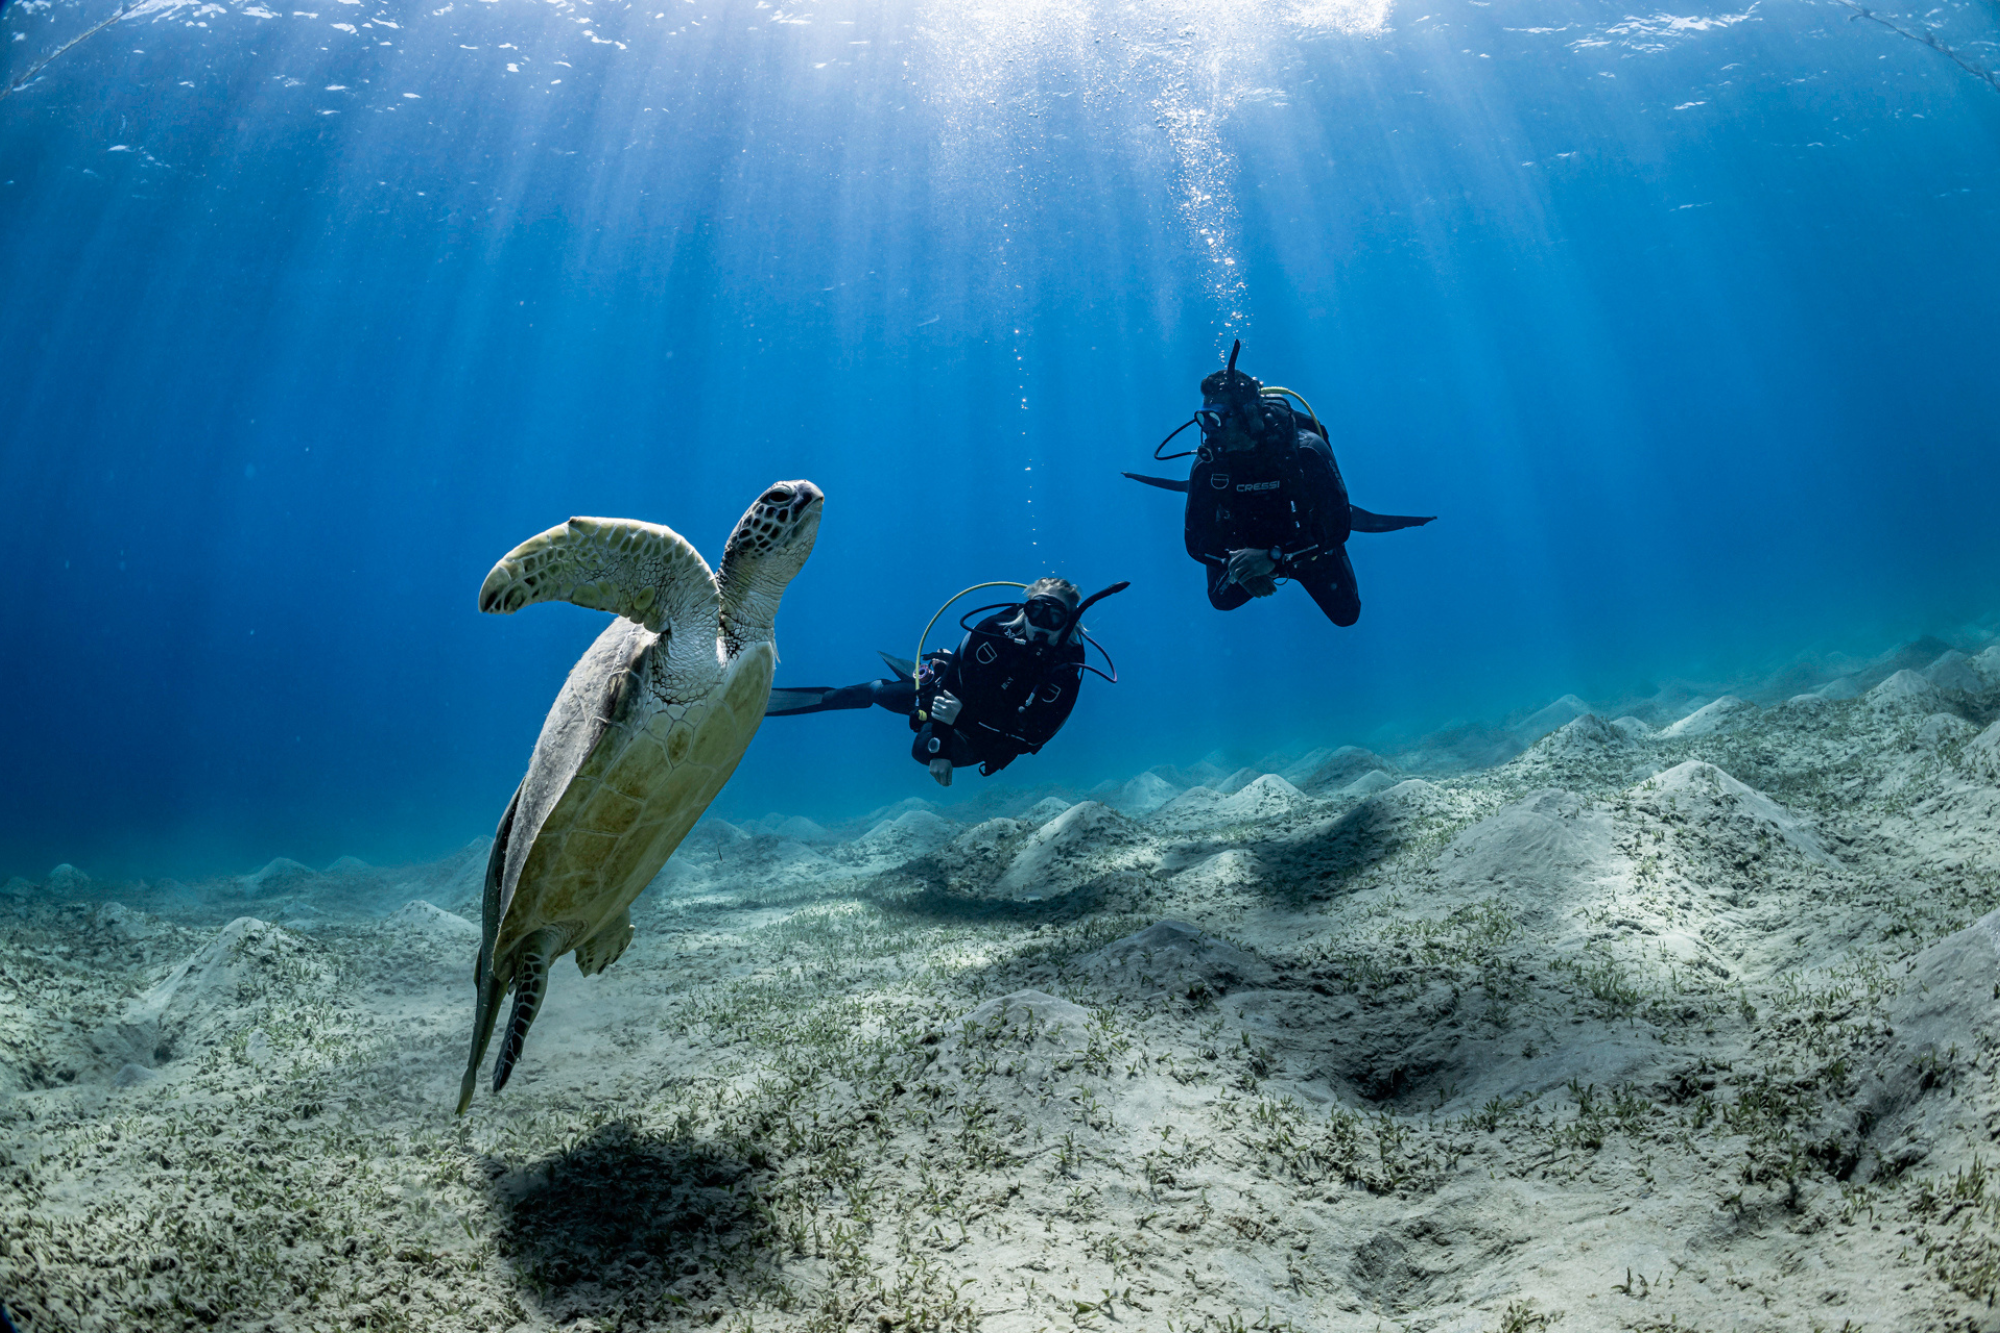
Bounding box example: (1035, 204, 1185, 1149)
(766, 577, 1128, 787)
(1125, 341, 1434, 627)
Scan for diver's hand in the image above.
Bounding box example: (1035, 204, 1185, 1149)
(1241, 575, 1278, 598)
(930, 690, 963, 725)
(1226, 547, 1278, 586)
(929, 758, 954, 788)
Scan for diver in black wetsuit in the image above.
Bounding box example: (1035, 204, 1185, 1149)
(1125, 341, 1434, 627)
(766, 577, 1127, 788)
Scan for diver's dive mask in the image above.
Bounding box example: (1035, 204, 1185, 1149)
(1195, 339, 1269, 449)
(1020, 594, 1077, 645)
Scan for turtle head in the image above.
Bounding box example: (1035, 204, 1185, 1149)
(718, 479, 823, 646)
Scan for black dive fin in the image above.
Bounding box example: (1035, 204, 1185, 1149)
(767, 687, 841, 716)
(1123, 471, 1190, 493)
(1349, 505, 1437, 533)
(878, 651, 917, 680)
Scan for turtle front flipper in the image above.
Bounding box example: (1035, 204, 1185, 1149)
(492, 927, 562, 1095)
(478, 516, 721, 636)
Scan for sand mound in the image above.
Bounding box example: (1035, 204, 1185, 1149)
(1661, 695, 1757, 737)
(1166, 847, 1267, 899)
(945, 816, 1025, 858)
(1925, 650, 1985, 693)
(1338, 768, 1399, 798)
(1216, 773, 1312, 821)
(1433, 789, 1614, 904)
(1868, 668, 1938, 707)
(1212, 766, 1265, 796)
(849, 809, 958, 863)
(1150, 784, 1222, 823)
(1511, 693, 1594, 744)
(1845, 909, 2000, 1182)
(1080, 919, 1277, 998)
(1262, 778, 1443, 892)
(771, 815, 831, 842)
(1636, 760, 1834, 865)
(1538, 713, 1632, 754)
(1290, 745, 1399, 794)
(1915, 712, 1976, 748)
(243, 857, 319, 897)
(1099, 770, 1180, 817)
(47, 863, 91, 896)
(992, 802, 1139, 900)
(91, 917, 331, 1075)
(959, 988, 1091, 1040)
(1966, 720, 2000, 780)
(1020, 797, 1072, 825)
(385, 899, 479, 939)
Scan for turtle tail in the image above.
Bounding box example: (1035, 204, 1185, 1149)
(492, 927, 561, 1096)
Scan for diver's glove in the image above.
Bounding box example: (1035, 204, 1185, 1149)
(929, 758, 954, 788)
(930, 690, 964, 725)
(1226, 547, 1280, 586)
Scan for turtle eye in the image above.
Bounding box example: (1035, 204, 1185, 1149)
(760, 487, 791, 506)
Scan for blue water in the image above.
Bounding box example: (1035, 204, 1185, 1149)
(2, 0, 1997, 880)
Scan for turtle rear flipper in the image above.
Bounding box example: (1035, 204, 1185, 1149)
(457, 783, 521, 1116)
(492, 927, 562, 1094)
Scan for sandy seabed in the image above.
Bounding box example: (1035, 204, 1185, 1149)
(6, 640, 2000, 1332)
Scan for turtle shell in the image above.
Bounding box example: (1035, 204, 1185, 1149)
(489, 622, 776, 968)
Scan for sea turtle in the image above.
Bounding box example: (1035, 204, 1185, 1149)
(456, 480, 824, 1113)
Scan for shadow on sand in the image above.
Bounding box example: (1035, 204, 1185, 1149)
(486, 1121, 778, 1322)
